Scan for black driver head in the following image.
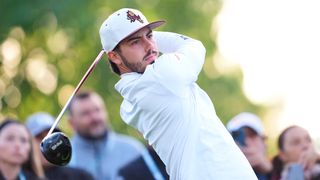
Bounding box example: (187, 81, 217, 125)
(40, 132, 72, 166)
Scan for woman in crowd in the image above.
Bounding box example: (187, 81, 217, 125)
(271, 125, 320, 180)
(0, 118, 44, 180)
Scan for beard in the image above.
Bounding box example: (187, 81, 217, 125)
(78, 124, 107, 140)
(118, 50, 157, 73)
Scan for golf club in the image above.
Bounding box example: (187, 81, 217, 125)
(40, 50, 105, 166)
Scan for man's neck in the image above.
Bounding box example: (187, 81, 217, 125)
(78, 130, 108, 141)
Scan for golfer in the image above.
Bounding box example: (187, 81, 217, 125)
(99, 8, 257, 180)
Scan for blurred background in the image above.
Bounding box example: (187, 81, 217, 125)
(1, 0, 319, 156)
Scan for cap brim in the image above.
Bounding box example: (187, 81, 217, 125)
(242, 126, 265, 136)
(147, 20, 166, 30)
(34, 127, 61, 137)
(112, 20, 166, 51)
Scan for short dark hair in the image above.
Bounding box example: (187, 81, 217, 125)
(68, 91, 93, 115)
(277, 125, 298, 151)
(108, 45, 121, 75)
(0, 118, 22, 131)
(108, 60, 121, 75)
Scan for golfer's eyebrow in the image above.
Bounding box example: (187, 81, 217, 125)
(126, 29, 152, 43)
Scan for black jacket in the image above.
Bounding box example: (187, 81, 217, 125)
(118, 148, 169, 180)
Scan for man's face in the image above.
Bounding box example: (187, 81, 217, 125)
(109, 27, 159, 74)
(244, 127, 266, 152)
(69, 94, 108, 138)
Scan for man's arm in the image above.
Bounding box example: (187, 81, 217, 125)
(151, 31, 206, 94)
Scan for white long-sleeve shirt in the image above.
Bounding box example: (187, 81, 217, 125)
(115, 31, 257, 180)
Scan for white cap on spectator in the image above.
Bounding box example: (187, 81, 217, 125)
(26, 112, 58, 136)
(226, 112, 264, 136)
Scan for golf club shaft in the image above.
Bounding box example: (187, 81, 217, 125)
(47, 50, 105, 136)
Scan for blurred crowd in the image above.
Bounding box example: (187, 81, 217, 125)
(0, 91, 168, 180)
(227, 112, 320, 180)
(1, 91, 319, 180)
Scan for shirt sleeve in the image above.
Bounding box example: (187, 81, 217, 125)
(151, 31, 206, 95)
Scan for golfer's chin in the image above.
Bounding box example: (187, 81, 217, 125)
(147, 57, 157, 65)
(144, 53, 158, 63)
(149, 60, 155, 64)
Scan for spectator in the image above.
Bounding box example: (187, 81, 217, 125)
(26, 112, 94, 180)
(117, 146, 169, 180)
(271, 125, 320, 180)
(67, 91, 146, 180)
(0, 118, 44, 180)
(227, 112, 272, 180)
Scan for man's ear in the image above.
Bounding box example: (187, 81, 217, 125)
(108, 51, 122, 65)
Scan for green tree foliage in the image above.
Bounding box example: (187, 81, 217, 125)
(0, 0, 265, 136)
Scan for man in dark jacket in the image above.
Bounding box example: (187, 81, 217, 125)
(118, 146, 169, 180)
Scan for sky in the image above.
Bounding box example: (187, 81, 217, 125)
(214, 0, 320, 141)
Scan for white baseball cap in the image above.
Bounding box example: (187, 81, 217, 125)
(26, 112, 59, 136)
(226, 112, 265, 136)
(99, 8, 165, 52)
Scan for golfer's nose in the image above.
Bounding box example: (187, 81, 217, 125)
(143, 36, 155, 52)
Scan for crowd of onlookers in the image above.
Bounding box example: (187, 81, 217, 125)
(227, 112, 320, 180)
(0, 91, 168, 180)
(0, 90, 319, 180)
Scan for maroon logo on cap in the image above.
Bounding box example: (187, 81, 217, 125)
(127, 10, 144, 23)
